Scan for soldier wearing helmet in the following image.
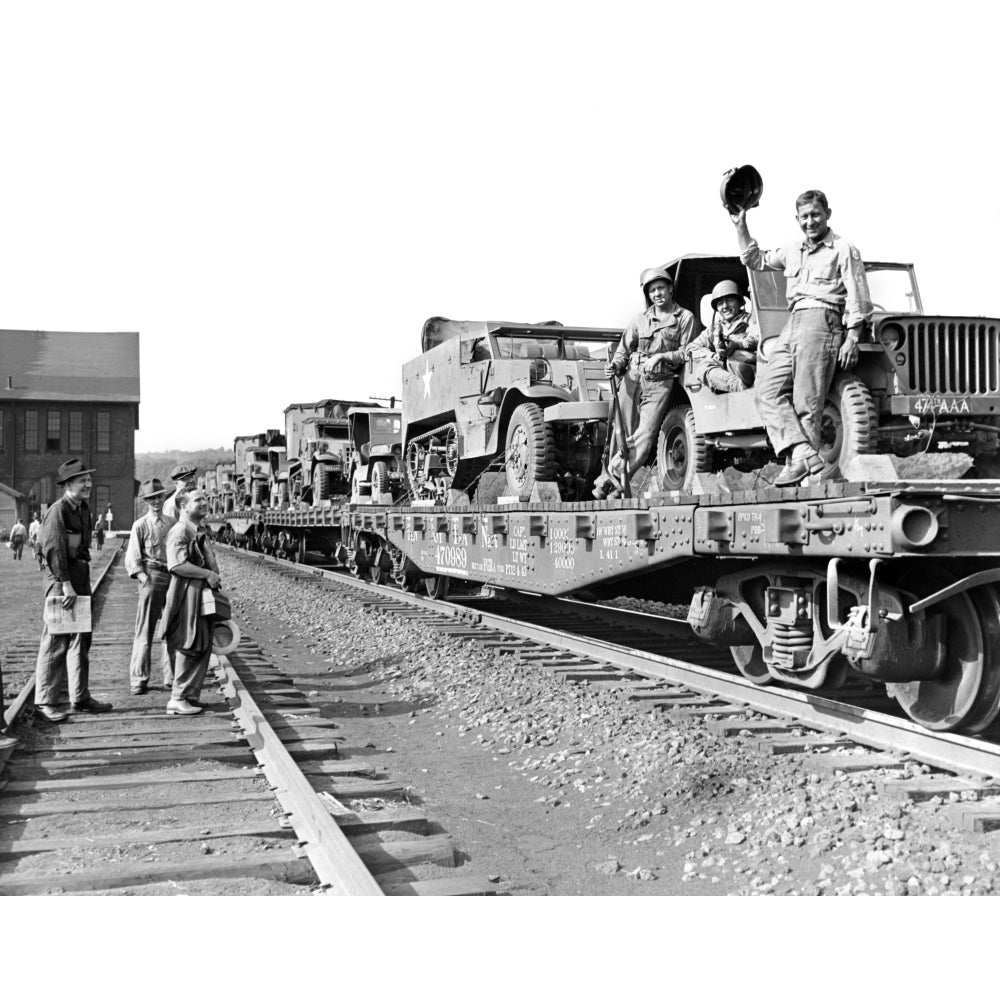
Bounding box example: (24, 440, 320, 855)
(593, 267, 696, 499)
(685, 280, 758, 393)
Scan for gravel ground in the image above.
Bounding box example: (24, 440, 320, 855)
(224, 552, 1000, 894)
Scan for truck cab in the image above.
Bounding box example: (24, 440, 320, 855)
(349, 407, 404, 504)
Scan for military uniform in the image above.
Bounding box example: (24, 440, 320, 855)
(34, 494, 96, 709)
(125, 504, 177, 692)
(596, 301, 696, 492)
(741, 231, 873, 457)
(686, 310, 758, 393)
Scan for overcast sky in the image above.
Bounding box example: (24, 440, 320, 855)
(1, 2, 996, 451)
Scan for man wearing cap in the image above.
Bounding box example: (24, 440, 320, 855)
(33, 459, 113, 722)
(124, 479, 177, 695)
(686, 280, 759, 393)
(731, 189, 873, 485)
(160, 488, 222, 716)
(162, 464, 198, 521)
(593, 267, 696, 499)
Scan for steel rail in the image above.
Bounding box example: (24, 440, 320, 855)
(213, 653, 384, 896)
(225, 549, 1000, 782)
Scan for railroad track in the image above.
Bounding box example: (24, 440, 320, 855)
(0, 547, 493, 895)
(226, 547, 1000, 835)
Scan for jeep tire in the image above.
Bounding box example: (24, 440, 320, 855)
(657, 404, 710, 493)
(818, 373, 877, 478)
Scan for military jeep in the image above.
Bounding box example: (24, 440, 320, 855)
(348, 407, 405, 504)
(401, 317, 622, 501)
(654, 254, 1000, 491)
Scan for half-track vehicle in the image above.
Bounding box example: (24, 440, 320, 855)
(654, 254, 1000, 491)
(401, 317, 621, 501)
(348, 407, 404, 504)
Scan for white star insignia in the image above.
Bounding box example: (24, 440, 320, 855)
(421, 364, 434, 398)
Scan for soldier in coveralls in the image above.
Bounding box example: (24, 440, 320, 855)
(732, 189, 873, 486)
(33, 458, 113, 722)
(593, 267, 696, 499)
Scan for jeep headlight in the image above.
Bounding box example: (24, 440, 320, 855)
(878, 323, 905, 351)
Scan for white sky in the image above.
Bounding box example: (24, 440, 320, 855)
(1, 1, 997, 451)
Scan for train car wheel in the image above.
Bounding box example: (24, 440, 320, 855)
(504, 403, 556, 496)
(424, 575, 450, 600)
(730, 644, 772, 685)
(887, 582, 997, 732)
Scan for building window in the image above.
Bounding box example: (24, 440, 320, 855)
(69, 411, 83, 451)
(97, 411, 110, 452)
(46, 410, 61, 451)
(25, 410, 38, 451)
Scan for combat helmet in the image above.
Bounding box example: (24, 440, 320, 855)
(639, 266, 674, 306)
(710, 279, 744, 311)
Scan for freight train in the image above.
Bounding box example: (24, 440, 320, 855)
(204, 251, 1000, 735)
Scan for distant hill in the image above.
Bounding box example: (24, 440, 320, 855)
(135, 448, 232, 490)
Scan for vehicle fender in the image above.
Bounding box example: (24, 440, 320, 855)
(486, 387, 569, 454)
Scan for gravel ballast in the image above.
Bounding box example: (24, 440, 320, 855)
(221, 551, 1000, 896)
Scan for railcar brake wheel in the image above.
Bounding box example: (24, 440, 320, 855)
(504, 403, 556, 495)
(887, 582, 1000, 732)
(424, 575, 450, 600)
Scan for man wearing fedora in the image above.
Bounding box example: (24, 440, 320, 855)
(162, 463, 198, 521)
(125, 478, 177, 695)
(33, 459, 113, 722)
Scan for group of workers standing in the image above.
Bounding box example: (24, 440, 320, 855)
(593, 185, 873, 497)
(29, 460, 221, 723)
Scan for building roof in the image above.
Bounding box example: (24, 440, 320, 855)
(0, 330, 140, 402)
(0, 481, 25, 500)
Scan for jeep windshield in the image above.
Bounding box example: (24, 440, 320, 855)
(750, 262, 922, 315)
(371, 414, 402, 436)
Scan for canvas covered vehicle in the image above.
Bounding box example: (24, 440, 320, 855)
(652, 255, 1000, 491)
(401, 317, 622, 501)
(283, 399, 372, 505)
(349, 407, 405, 503)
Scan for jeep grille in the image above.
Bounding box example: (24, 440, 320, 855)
(901, 320, 1000, 394)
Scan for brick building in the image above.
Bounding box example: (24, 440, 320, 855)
(0, 330, 139, 532)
